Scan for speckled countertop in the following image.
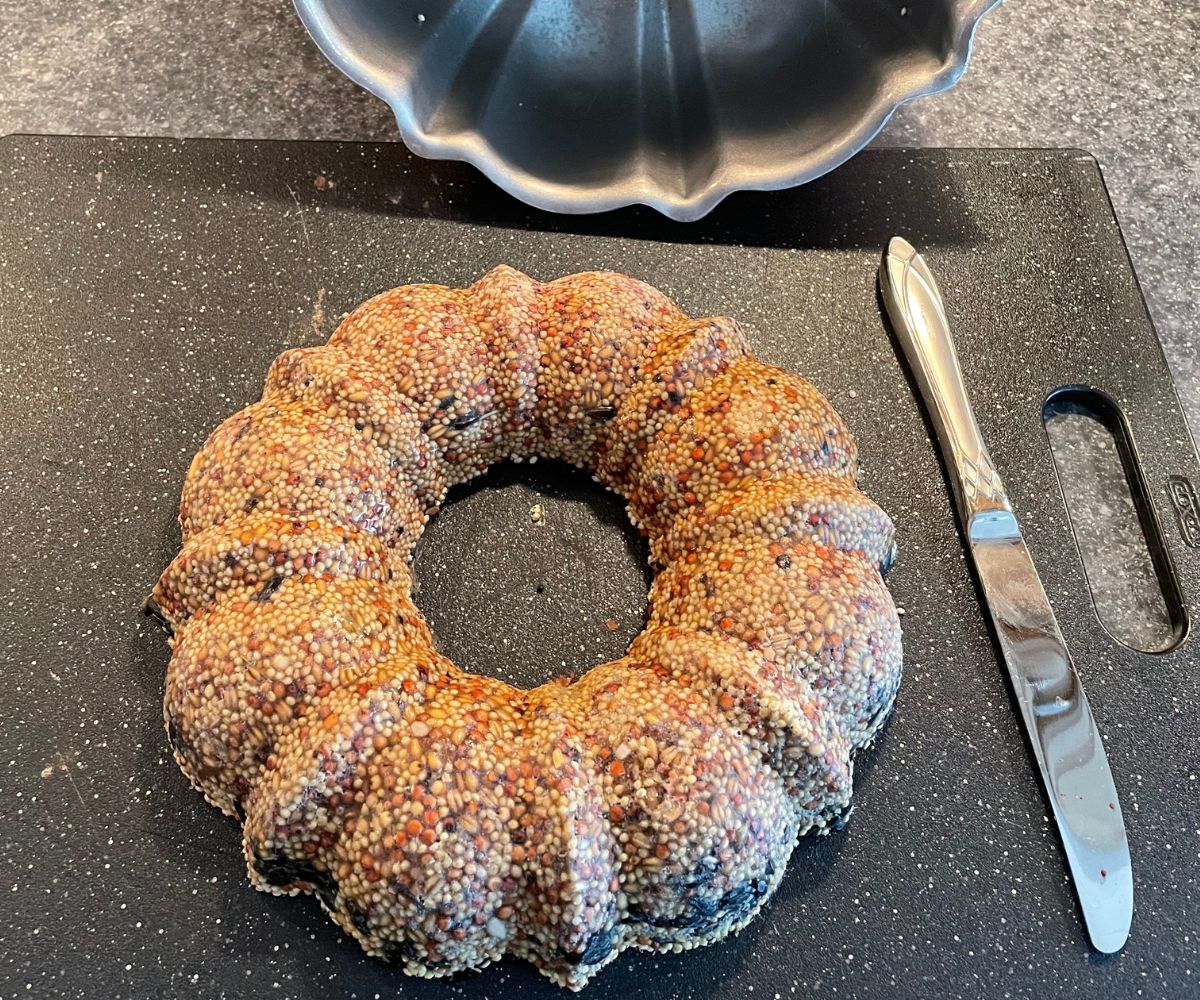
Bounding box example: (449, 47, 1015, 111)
(0, 0, 1195, 431)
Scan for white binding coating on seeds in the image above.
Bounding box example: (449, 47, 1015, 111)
(150, 266, 902, 989)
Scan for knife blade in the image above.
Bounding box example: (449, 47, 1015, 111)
(879, 236, 1133, 953)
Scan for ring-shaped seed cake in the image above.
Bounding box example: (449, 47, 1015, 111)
(149, 266, 903, 989)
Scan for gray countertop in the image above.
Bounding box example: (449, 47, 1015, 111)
(2, 0, 1195, 436)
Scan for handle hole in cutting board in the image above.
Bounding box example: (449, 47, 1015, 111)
(1043, 386, 1187, 653)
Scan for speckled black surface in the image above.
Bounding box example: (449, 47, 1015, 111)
(0, 137, 1197, 1000)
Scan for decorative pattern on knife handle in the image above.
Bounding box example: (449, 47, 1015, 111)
(880, 238, 1011, 521)
(960, 452, 1006, 511)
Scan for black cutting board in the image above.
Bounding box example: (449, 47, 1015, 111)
(1, 136, 1197, 1000)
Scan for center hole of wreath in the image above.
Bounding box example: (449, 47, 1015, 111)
(410, 461, 653, 690)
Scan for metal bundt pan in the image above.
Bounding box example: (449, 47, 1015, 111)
(295, 0, 1002, 220)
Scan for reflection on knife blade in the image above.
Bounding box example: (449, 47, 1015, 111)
(879, 236, 1133, 953)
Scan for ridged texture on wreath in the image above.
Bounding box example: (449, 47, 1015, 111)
(151, 266, 901, 989)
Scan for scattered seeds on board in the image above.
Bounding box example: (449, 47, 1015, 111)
(150, 266, 903, 989)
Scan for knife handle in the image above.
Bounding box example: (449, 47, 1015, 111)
(880, 237, 1012, 525)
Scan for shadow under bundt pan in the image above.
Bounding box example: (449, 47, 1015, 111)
(294, 0, 1002, 220)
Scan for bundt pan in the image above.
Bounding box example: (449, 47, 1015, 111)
(294, 0, 1001, 220)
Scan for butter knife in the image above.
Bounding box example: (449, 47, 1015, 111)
(879, 236, 1133, 953)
